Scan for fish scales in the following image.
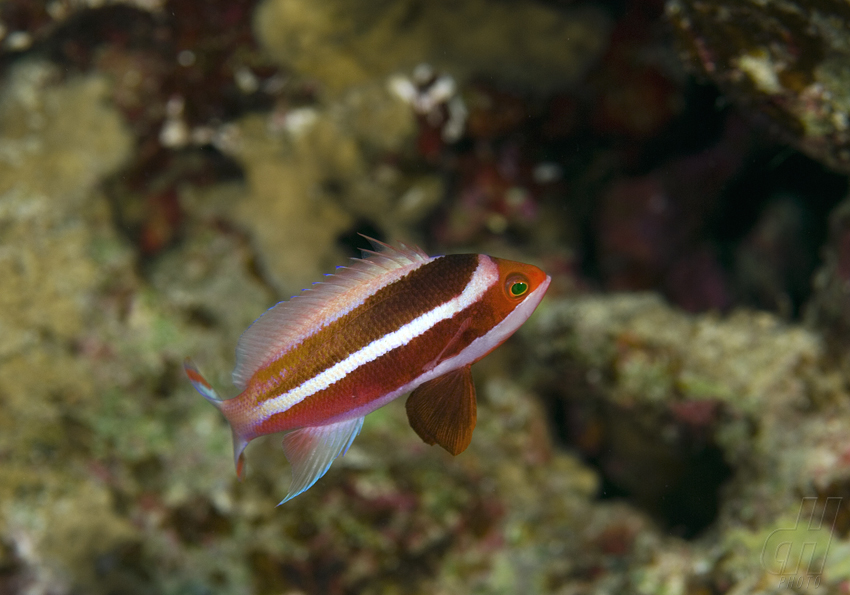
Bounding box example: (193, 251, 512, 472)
(249, 253, 479, 411)
(248, 258, 496, 433)
(185, 238, 550, 503)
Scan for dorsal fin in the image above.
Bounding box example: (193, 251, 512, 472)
(232, 237, 431, 389)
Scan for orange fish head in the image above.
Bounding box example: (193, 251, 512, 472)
(490, 257, 551, 314)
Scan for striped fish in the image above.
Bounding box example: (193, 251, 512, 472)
(185, 238, 550, 504)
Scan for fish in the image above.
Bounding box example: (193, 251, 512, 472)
(184, 237, 550, 504)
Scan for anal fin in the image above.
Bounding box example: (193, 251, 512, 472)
(405, 365, 477, 456)
(279, 416, 364, 505)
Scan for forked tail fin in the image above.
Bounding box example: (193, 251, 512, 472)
(184, 357, 249, 480)
(184, 357, 222, 405)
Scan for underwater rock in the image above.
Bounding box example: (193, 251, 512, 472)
(0, 58, 260, 595)
(254, 0, 610, 95)
(213, 111, 355, 296)
(0, 0, 163, 55)
(529, 293, 850, 591)
(215, 85, 445, 295)
(667, 0, 850, 173)
(806, 195, 850, 367)
(0, 60, 137, 593)
(0, 61, 130, 359)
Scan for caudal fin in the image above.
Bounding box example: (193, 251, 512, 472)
(184, 357, 221, 404)
(184, 358, 250, 480)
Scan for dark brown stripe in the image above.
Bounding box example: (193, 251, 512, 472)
(249, 254, 480, 400)
(256, 296, 496, 432)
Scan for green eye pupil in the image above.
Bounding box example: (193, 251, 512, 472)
(510, 282, 528, 296)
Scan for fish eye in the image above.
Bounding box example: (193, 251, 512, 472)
(505, 274, 530, 298)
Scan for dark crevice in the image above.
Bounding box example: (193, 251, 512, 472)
(337, 221, 387, 257)
(543, 368, 733, 539)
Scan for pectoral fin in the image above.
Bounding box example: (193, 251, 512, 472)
(405, 366, 477, 456)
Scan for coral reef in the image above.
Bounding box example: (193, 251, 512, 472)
(3, 0, 850, 593)
(254, 0, 610, 95)
(667, 0, 850, 174)
(529, 293, 850, 591)
(211, 82, 445, 295)
(0, 59, 138, 592)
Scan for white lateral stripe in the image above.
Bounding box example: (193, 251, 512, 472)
(328, 275, 551, 425)
(261, 256, 497, 418)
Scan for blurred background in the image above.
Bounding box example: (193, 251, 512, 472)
(2, 0, 850, 593)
